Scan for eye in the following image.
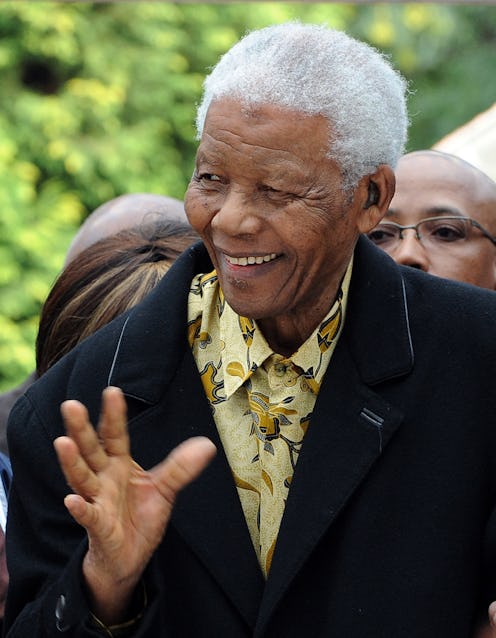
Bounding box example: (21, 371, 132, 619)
(260, 184, 280, 194)
(367, 225, 397, 246)
(199, 172, 222, 182)
(426, 220, 467, 242)
(259, 183, 300, 203)
(193, 171, 225, 193)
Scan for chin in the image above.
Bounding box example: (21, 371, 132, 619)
(221, 277, 293, 320)
(228, 300, 263, 320)
(226, 296, 274, 321)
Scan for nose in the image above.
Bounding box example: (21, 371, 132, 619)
(390, 229, 430, 272)
(211, 188, 263, 237)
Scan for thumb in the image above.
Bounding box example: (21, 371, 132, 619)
(488, 601, 496, 631)
(150, 437, 216, 505)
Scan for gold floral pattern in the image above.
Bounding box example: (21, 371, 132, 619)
(198, 361, 225, 405)
(248, 391, 297, 451)
(187, 261, 353, 577)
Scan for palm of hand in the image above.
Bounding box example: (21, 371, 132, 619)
(54, 386, 216, 599)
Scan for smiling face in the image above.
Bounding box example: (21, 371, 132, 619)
(383, 151, 496, 290)
(185, 99, 390, 353)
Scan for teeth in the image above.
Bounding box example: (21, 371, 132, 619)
(227, 253, 277, 266)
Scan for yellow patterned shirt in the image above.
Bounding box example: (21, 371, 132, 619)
(187, 261, 352, 577)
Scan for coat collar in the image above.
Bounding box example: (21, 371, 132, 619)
(107, 242, 212, 402)
(345, 235, 414, 385)
(108, 236, 413, 401)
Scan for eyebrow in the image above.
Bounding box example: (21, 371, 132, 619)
(195, 150, 224, 166)
(386, 205, 465, 218)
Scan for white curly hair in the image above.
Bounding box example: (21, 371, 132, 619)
(195, 22, 409, 192)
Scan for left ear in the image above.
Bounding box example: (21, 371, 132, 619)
(355, 164, 396, 234)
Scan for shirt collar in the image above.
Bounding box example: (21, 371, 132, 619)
(221, 257, 353, 399)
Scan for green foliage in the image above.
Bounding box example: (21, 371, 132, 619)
(0, 2, 495, 390)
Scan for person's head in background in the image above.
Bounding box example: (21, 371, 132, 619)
(36, 217, 198, 376)
(64, 193, 187, 265)
(0, 193, 191, 455)
(366, 150, 496, 289)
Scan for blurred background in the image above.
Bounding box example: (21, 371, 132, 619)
(0, 2, 495, 390)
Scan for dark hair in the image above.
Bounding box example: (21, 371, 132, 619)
(36, 218, 198, 375)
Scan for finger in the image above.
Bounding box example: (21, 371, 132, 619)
(54, 436, 100, 500)
(97, 387, 130, 458)
(150, 437, 216, 505)
(60, 400, 108, 473)
(63, 493, 99, 531)
(489, 601, 496, 627)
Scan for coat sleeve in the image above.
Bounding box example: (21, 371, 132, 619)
(4, 380, 171, 638)
(3, 393, 108, 636)
(5, 392, 169, 638)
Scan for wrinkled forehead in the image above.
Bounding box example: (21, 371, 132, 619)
(203, 97, 328, 131)
(200, 98, 332, 158)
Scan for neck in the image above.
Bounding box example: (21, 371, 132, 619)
(258, 283, 342, 357)
(258, 318, 306, 357)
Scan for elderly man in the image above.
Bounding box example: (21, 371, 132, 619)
(367, 149, 496, 289)
(5, 23, 496, 638)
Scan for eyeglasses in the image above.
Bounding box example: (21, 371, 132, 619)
(367, 216, 496, 251)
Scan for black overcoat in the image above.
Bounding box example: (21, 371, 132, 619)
(4, 237, 496, 637)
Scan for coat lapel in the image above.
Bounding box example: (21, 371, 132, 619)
(256, 238, 415, 633)
(255, 340, 405, 634)
(128, 348, 265, 630)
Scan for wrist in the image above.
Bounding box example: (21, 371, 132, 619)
(82, 553, 142, 625)
(89, 581, 147, 637)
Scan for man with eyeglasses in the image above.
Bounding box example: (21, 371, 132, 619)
(367, 149, 496, 290)
(369, 148, 496, 637)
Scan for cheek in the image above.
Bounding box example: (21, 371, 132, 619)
(432, 251, 492, 286)
(294, 229, 345, 270)
(465, 251, 496, 288)
(185, 191, 213, 235)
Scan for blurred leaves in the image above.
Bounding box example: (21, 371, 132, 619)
(0, 2, 495, 389)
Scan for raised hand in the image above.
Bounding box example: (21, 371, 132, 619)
(487, 603, 496, 636)
(53, 386, 216, 625)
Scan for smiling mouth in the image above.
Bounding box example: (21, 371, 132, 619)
(225, 253, 278, 266)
